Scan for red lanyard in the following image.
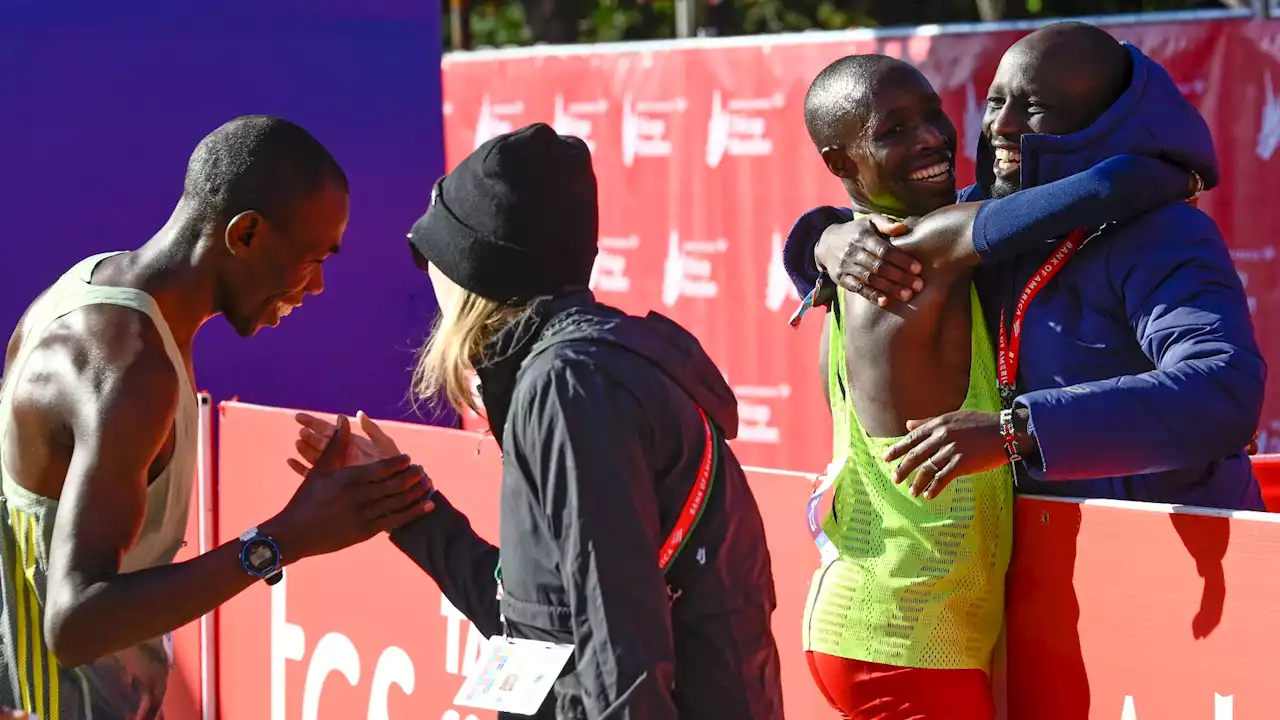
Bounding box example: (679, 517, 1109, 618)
(997, 229, 1089, 409)
(495, 407, 719, 615)
(658, 407, 719, 571)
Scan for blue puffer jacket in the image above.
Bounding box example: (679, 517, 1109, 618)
(784, 43, 1266, 510)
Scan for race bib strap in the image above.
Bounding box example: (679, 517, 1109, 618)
(806, 460, 841, 566)
(996, 228, 1089, 409)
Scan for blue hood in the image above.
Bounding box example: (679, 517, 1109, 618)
(988, 43, 1219, 193)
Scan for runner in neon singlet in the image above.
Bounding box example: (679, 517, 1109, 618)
(795, 55, 1012, 720)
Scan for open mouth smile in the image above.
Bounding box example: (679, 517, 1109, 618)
(908, 160, 954, 184)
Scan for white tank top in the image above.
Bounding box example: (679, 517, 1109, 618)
(0, 252, 198, 719)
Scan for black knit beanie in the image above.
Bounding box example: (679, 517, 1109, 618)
(408, 123, 599, 303)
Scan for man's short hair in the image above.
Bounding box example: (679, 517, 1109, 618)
(181, 115, 348, 226)
(803, 54, 912, 150)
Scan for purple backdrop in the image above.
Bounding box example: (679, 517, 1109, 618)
(0, 0, 453, 426)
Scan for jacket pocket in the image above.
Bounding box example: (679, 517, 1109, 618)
(552, 671, 588, 720)
(500, 593, 574, 636)
(499, 592, 583, 716)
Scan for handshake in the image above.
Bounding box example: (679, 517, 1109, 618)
(262, 411, 438, 564)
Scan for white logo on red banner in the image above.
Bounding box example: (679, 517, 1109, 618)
(1175, 78, 1208, 98)
(475, 96, 524, 150)
(662, 230, 724, 307)
(554, 94, 608, 154)
(1258, 72, 1280, 161)
(1261, 424, 1280, 455)
(1239, 269, 1258, 314)
(1121, 693, 1234, 719)
(621, 95, 684, 167)
(270, 574, 425, 720)
(766, 231, 800, 312)
(590, 234, 640, 294)
(1229, 246, 1276, 263)
(1228, 246, 1272, 316)
(733, 383, 791, 445)
(705, 90, 779, 168)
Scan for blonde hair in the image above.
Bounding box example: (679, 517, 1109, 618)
(411, 290, 528, 416)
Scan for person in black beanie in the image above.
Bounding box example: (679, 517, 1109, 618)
(287, 123, 785, 720)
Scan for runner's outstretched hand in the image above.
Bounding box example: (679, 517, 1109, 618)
(270, 415, 434, 559)
(288, 410, 403, 475)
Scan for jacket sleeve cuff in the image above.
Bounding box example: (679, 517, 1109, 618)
(1014, 396, 1050, 480)
(388, 491, 472, 572)
(971, 200, 998, 260)
(783, 206, 854, 298)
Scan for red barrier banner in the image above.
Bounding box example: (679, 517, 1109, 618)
(1006, 497, 1280, 719)
(213, 401, 831, 719)
(216, 401, 1280, 719)
(443, 19, 1280, 472)
(215, 402, 504, 720)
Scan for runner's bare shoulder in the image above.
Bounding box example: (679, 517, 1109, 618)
(3, 287, 50, 374)
(4, 304, 179, 498)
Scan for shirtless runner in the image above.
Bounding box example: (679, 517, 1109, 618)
(0, 115, 432, 719)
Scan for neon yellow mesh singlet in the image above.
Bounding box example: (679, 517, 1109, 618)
(801, 283, 1014, 671)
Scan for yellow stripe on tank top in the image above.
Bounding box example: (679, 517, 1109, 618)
(9, 507, 32, 712)
(23, 513, 50, 720)
(45, 517, 59, 720)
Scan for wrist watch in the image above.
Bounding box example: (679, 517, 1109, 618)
(239, 527, 284, 586)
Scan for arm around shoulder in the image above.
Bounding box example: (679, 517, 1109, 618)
(972, 155, 1192, 263)
(783, 206, 855, 297)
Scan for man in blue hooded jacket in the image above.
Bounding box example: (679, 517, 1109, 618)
(784, 22, 1266, 510)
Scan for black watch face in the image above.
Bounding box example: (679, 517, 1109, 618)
(245, 539, 278, 572)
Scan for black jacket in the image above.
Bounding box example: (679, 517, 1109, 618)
(391, 292, 783, 720)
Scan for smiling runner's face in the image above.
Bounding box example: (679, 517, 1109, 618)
(827, 64, 959, 218)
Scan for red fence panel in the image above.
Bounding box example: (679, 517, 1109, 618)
(215, 402, 503, 720)
(1007, 496, 1280, 718)
(214, 402, 1280, 719)
(213, 402, 831, 719)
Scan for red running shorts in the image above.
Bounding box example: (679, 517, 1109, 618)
(806, 651, 995, 720)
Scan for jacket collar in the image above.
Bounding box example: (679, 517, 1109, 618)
(474, 290, 594, 446)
